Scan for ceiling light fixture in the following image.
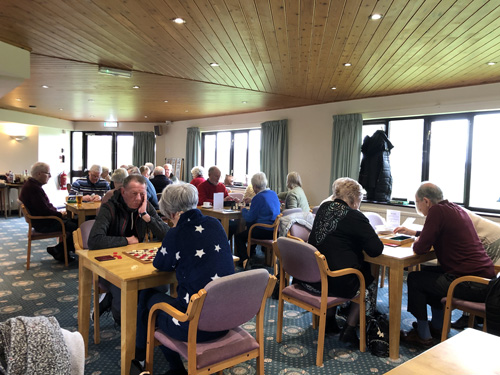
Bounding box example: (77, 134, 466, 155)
(370, 14, 383, 20)
(16, 98, 21, 102)
(164, 100, 169, 103)
(487, 62, 496, 66)
(133, 85, 140, 89)
(98, 66, 133, 78)
(172, 17, 186, 24)
(42, 85, 49, 88)
(331, 87, 337, 90)
(209, 62, 219, 67)
(343, 63, 352, 67)
(10, 135, 27, 142)
(241, 101, 247, 104)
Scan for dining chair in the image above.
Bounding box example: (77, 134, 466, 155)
(311, 205, 320, 215)
(145, 269, 276, 375)
(245, 214, 283, 275)
(282, 207, 302, 216)
(286, 222, 311, 242)
(363, 212, 387, 287)
(20, 203, 69, 269)
(274, 237, 366, 366)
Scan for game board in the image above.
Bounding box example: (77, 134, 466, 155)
(123, 247, 159, 263)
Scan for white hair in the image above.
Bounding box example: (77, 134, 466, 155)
(159, 184, 198, 217)
(89, 164, 102, 173)
(191, 166, 204, 177)
(251, 172, 268, 191)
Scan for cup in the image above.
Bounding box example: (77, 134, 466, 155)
(202, 202, 211, 207)
(76, 193, 83, 207)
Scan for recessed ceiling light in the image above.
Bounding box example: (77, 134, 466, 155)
(343, 63, 352, 67)
(133, 85, 140, 89)
(29, 105, 37, 108)
(209, 62, 219, 67)
(90, 115, 95, 118)
(185, 110, 189, 112)
(370, 14, 383, 20)
(331, 87, 337, 90)
(487, 62, 497, 66)
(88, 99, 94, 102)
(59, 108, 63, 111)
(144, 116, 148, 118)
(16, 98, 21, 102)
(164, 100, 169, 103)
(172, 17, 186, 24)
(241, 101, 247, 104)
(42, 85, 49, 88)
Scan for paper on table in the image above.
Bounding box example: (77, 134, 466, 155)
(213, 192, 224, 210)
(402, 217, 415, 227)
(386, 209, 401, 228)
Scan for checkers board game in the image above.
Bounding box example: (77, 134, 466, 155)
(123, 247, 159, 263)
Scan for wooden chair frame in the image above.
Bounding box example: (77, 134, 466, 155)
(245, 214, 282, 274)
(21, 204, 68, 269)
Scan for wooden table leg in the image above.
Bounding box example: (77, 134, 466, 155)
(220, 217, 230, 238)
(78, 213, 85, 227)
(388, 264, 404, 360)
(121, 282, 138, 375)
(78, 259, 92, 355)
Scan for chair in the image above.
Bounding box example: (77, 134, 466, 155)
(440, 265, 500, 342)
(20, 203, 69, 269)
(363, 212, 387, 287)
(311, 205, 320, 215)
(282, 208, 302, 216)
(145, 269, 276, 375)
(228, 192, 244, 201)
(274, 237, 366, 366)
(286, 222, 311, 242)
(73, 220, 104, 345)
(245, 214, 283, 275)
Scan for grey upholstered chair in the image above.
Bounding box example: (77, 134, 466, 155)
(286, 222, 311, 242)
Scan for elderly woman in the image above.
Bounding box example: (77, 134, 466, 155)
(235, 172, 281, 268)
(101, 168, 128, 204)
(189, 165, 205, 187)
(304, 177, 383, 345)
(133, 184, 235, 374)
(278, 171, 310, 211)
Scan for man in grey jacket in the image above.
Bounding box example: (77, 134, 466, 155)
(88, 174, 169, 324)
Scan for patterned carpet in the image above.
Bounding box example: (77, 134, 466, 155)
(0, 216, 461, 374)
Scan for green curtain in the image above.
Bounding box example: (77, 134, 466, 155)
(261, 119, 288, 192)
(132, 131, 155, 167)
(185, 127, 201, 181)
(330, 114, 363, 192)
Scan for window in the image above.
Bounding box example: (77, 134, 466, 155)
(202, 129, 261, 184)
(363, 110, 500, 213)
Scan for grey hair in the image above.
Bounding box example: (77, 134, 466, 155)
(145, 162, 155, 172)
(331, 177, 365, 207)
(139, 166, 150, 175)
(123, 174, 147, 188)
(191, 166, 204, 177)
(89, 164, 102, 173)
(416, 182, 443, 204)
(286, 171, 302, 189)
(251, 172, 268, 191)
(153, 166, 165, 176)
(111, 168, 128, 184)
(128, 166, 140, 175)
(102, 166, 110, 174)
(160, 183, 198, 217)
(31, 162, 49, 176)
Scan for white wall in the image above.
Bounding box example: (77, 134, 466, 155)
(168, 82, 500, 205)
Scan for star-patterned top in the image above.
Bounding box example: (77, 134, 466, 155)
(153, 208, 235, 334)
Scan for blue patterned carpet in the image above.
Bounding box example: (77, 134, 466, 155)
(0, 216, 461, 374)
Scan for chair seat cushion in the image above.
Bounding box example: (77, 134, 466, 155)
(283, 284, 349, 310)
(30, 228, 63, 240)
(250, 238, 273, 247)
(155, 326, 259, 369)
(441, 297, 486, 314)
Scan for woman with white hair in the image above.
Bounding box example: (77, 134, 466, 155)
(189, 165, 205, 187)
(133, 183, 235, 375)
(278, 171, 310, 211)
(234, 172, 281, 268)
(101, 168, 128, 204)
(303, 177, 383, 346)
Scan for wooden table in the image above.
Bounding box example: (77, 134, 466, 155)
(5, 182, 24, 217)
(65, 201, 101, 226)
(384, 328, 500, 374)
(76, 243, 176, 375)
(364, 244, 436, 360)
(199, 206, 245, 238)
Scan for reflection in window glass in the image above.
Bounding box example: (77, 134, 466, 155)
(470, 114, 500, 210)
(248, 130, 261, 181)
(72, 132, 83, 171)
(87, 135, 112, 171)
(203, 135, 216, 171)
(389, 119, 424, 200)
(216, 132, 231, 179)
(429, 119, 468, 203)
(117, 135, 134, 168)
(233, 133, 248, 183)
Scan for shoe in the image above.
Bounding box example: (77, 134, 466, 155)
(339, 324, 359, 347)
(451, 314, 476, 329)
(47, 247, 76, 263)
(412, 321, 441, 340)
(400, 328, 436, 348)
(325, 316, 341, 334)
(130, 359, 147, 375)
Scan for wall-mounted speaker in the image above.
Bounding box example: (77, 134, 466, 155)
(154, 125, 163, 136)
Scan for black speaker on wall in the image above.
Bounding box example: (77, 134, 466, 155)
(154, 125, 163, 136)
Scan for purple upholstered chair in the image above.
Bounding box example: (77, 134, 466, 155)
(145, 269, 276, 375)
(281, 208, 302, 216)
(274, 237, 366, 366)
(286, 222, 311, 242)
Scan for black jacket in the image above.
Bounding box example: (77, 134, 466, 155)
(359, 130, 394, 202)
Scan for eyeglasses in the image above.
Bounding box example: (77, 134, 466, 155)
(42, 172, 52, 177)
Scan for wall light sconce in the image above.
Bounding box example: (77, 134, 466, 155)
(10, 135, 27, 142)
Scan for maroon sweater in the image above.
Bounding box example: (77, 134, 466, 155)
(19, 177, 62, 228)
(414, 200, 494, 278)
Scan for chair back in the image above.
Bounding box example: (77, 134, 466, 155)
(228, 192, 243, 201)
(363, 212, 385, 229)
(276, 237, 321, 283)
(80, 220, 95, 249)
(198, 269, 270, 332)
(20, 203, 31, 225)
(287, 222, 311, 242)
(282, 208, 302, 216)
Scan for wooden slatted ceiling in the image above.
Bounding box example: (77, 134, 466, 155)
(0, 0, 499, 123)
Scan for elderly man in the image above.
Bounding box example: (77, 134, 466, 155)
(88, 174, 169, 324)
(196, 166, 235, 206)
(70, 164, 110, 201)
(395, 182, 495, 347)
(19, 162, 77, 262)
(150, 166, 172, 194)
(163, 163, 178, 183)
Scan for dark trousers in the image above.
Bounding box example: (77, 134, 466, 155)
(35, 218, 77, 252)
(235, 227, 274, 261)
(407, 266, 490, 321)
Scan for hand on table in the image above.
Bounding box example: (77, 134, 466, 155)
(90, 194, 101, 202)
(393, 226, 417, 236)
(126, 236, 139, 245)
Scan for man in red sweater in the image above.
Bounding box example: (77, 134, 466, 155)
(395, 182, 495, 347)
(196, 166, 235, 206)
